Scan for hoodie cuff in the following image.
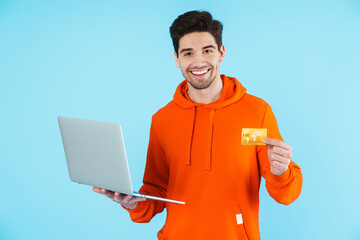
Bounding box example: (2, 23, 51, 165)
(121, 200, 148, 215)
(267, 167, 292, 187)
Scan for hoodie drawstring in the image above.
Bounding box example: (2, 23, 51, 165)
(185, 107, 215, 170)
(185, 106, 197, 166)
(206, 109, 215, 170)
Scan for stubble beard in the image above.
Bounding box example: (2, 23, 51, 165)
(184, 67, 216, 90)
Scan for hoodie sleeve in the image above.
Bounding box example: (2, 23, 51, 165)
(257, 106, 303, 205)
(123, 115, 168, 222)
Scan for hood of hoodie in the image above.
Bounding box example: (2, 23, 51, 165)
(173, 75, 247, 170)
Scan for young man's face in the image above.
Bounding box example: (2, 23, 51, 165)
(175, 32, 225, 90)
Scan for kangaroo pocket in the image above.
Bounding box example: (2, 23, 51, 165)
(158, 204, 249, 240)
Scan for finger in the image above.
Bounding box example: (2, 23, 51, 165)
(269, 153, 291, 166)
(114, 192, 126, 202)
(93, 188, 114, 199)
(128, 197, 147, 204)
(268, 148, 289, 162)
(271, 146, 292, 159)
(114, 192, 140, 203)
(93, 187, 110, 196)
(270, 161, 288, 175)
(101, 188, 115, 198)
(101, 188, 108, 195)
(124, 198, 147, 208)
(122, 194, 135, 203)
(101, 188, 114, 194)
(93, 187, 102, 193)
(121, 195, 147, 204)
(112, 194, 132, 204)
(263, 138, 291, 150)
(267, 146, 273, 157)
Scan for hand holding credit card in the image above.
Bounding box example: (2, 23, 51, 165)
(241, 128, 267, 145)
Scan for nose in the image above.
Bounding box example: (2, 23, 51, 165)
(193, 53, 206, 67)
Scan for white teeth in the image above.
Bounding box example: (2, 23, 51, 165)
(191, 69, 208, 75)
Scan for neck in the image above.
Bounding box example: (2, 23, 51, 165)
(187, 75, 223, 104)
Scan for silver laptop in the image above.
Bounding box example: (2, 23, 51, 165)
(58, 116, 185, 205)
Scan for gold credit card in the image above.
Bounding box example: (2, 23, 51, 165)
(241, 128, 267, 145)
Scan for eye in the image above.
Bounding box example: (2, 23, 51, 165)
(183, 52, 192, 57)
(204, 49, 213, 54)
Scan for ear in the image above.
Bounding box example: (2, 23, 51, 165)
(174, 51, 180, 68)
(219, 45, 225, 63)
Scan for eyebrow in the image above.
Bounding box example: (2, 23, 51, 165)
(179, 45, 217, 54)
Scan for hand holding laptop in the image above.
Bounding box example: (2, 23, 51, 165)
(58, 116, 185, 205)
(93, 187, 146, 210)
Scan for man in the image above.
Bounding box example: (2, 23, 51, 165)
(93, 10, 302, 239)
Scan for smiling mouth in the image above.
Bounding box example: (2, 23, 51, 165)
(190, 68, 210, 76)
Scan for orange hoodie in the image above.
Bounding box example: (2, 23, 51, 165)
(125, 75, 302, 240)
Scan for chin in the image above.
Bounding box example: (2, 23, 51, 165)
(188, 78, 214, 90)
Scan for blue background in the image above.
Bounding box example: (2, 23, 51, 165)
(1, 0, 359, 239)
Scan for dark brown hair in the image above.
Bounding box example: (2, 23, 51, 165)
(170, 11, 223, 57)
